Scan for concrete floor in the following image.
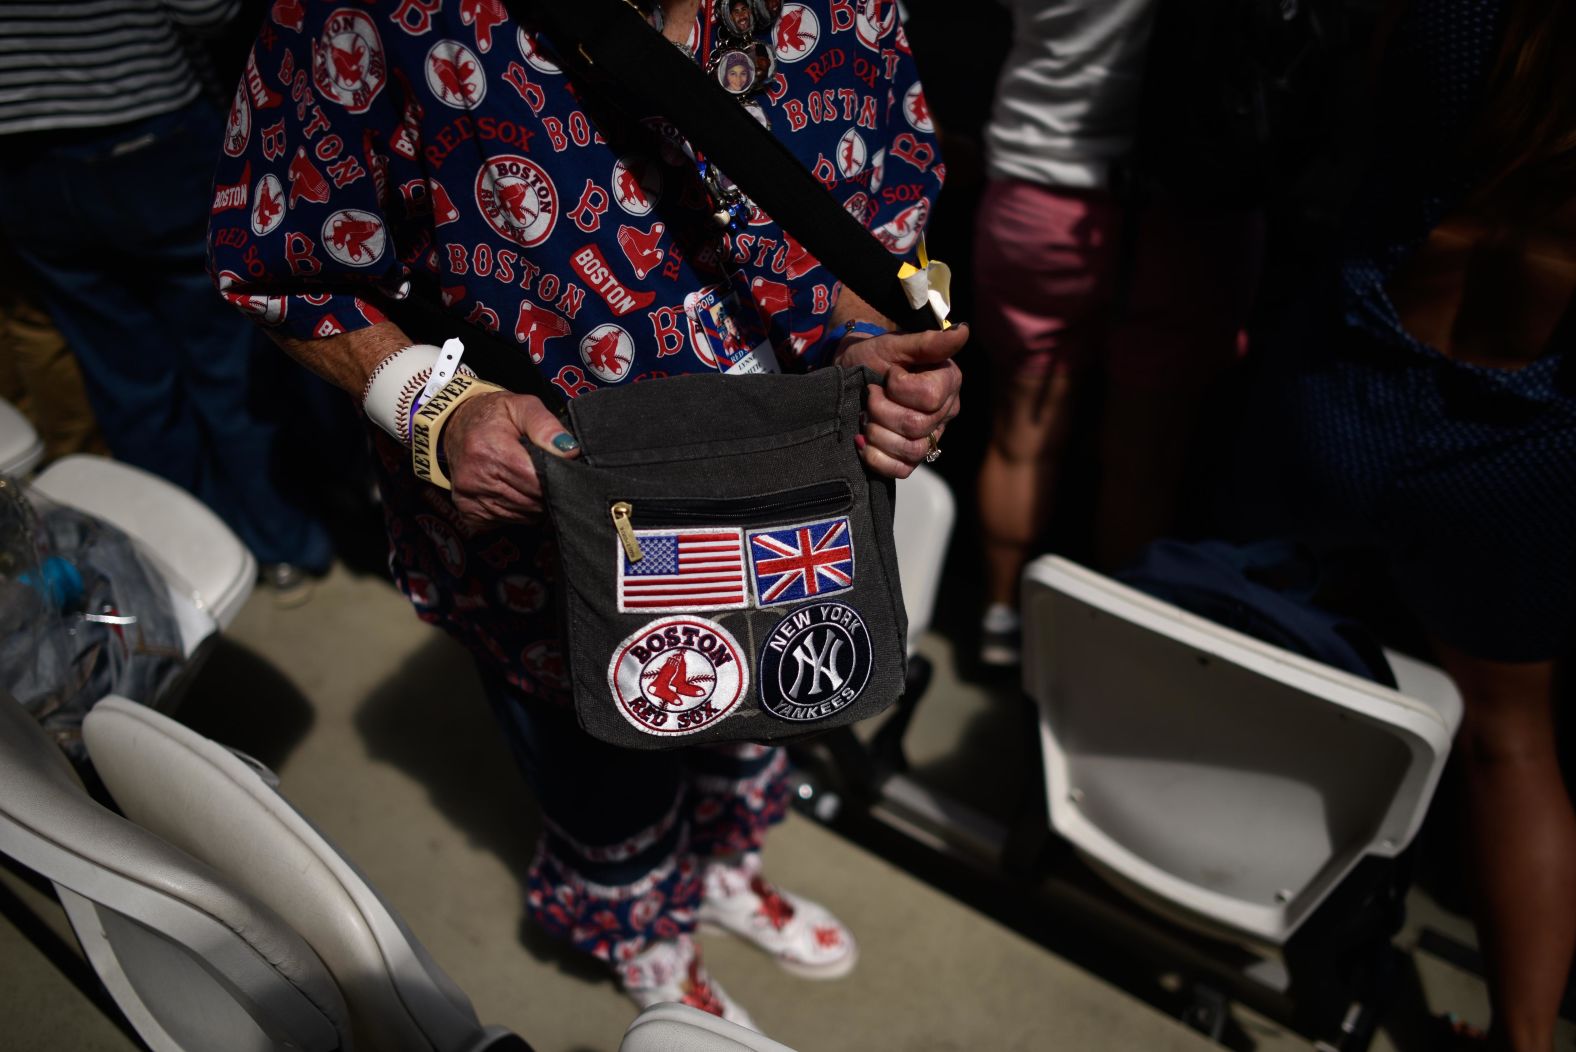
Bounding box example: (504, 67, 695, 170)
(2, 562, 1571, 1051)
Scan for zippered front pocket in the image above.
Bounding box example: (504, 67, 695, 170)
(610, 480, 852, 563)
(609, 480, 856, 612)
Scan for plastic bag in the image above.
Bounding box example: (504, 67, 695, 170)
(0, 476, 185, 760)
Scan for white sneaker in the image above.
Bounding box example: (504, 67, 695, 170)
(979, 602, 1022, 667)
(698, 854, 857, 980)
(618, 934, 758, 1032)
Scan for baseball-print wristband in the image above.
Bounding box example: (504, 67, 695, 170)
(362, 343, 476, 446)
(411, 373, 505, 490)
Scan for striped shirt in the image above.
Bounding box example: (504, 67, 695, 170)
(0, 0, 238, 136)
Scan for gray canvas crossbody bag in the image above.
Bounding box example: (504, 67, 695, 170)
(530, 366, 909, 749)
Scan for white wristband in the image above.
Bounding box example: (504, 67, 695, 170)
(421, 338, 466, 403)
(362, 343, 475, 446)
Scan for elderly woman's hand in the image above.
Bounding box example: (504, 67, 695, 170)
(835, 323, 967, 478)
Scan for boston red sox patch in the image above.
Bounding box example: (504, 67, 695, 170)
(322, 209, 386, 266)
(855, 0, 898, 51)
(836, 128, 867, 178)
(903, 80, 934, 133)
(608, 616, 748, 736)
(579, 322, 634, 383)
(872, 199, 928, 255)
(757, 602, 872, 722)
(313, 8, 387, 113)
(611, 156, 662, 216)
(773, 3, 819, 63)
(476, 155, 557, 247)
(251, 173, 285, 236)
(517, 26, 561, 74)
(227, 290, 288, 325)
(224, 81, 250, 157)
(426, 40, 488, 108)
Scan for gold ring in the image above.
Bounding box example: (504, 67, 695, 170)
(924, 431, 941, 464)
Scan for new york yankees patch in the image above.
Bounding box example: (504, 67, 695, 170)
(757, 600, 872, 721)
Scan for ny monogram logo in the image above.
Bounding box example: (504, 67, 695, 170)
(788, 629, 845, 699)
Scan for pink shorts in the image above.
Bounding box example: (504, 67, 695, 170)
(972, 178, 1262, 387)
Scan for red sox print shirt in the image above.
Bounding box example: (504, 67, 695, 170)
(208, 0, 944, 699)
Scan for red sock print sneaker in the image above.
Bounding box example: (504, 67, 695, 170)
(698, 853, 858, 980)
(619, 934, 757, 1032)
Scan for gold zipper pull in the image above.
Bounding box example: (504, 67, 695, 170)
(611, 502, 643, 563)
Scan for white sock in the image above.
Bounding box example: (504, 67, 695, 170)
(982, 602, 1020, 634)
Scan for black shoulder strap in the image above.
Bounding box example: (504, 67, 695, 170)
(511, 0, 940, 333)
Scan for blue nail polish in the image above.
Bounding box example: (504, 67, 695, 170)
(552, 433, 580, 453)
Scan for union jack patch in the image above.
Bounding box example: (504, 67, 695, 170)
(747, 516, 855, 607)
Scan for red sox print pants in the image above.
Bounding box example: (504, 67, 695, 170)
(482, 676, 790, 966)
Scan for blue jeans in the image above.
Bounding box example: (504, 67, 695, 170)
(0, 100, 332, 571)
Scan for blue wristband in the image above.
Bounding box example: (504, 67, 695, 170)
(840, 320, 888, 342)
(817, 319, 886, 362)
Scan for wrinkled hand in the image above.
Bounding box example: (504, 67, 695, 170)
(835, 323, 967, 478)
(439, 391, 579, 530)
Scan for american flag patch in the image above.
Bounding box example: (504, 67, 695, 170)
(748, 516, 856, 607)
(617, 528, 749, 612)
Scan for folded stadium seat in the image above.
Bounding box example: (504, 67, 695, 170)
(31, 453, 257, 653)
(619, 1003, 801, 1052)
(1020, 555, 1463, 946)
(81, 695, 530, 1052)
(0, 397, 44, 477)
(795, 464, 958, 806)
(891, 465, 955, 657)
(0, 691, 351, 1052)
(80, 697, 806, 1052)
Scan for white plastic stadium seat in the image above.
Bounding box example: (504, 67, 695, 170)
(891, 464, 954, 654)
(32, 453, 256, 641)
(0, 691, 350, 1052)
(82, 695, 528, 1052)
(0, 397, 45, 477)
(619, 1003, 802, 1052)
(1021, 555, 1462, 945)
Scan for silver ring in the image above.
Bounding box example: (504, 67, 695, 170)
(923, 431, 941, 464)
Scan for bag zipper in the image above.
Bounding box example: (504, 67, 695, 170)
(610, 481, 852, 564)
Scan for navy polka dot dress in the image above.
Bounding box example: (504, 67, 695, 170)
(1249, 0, 1576, 662)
